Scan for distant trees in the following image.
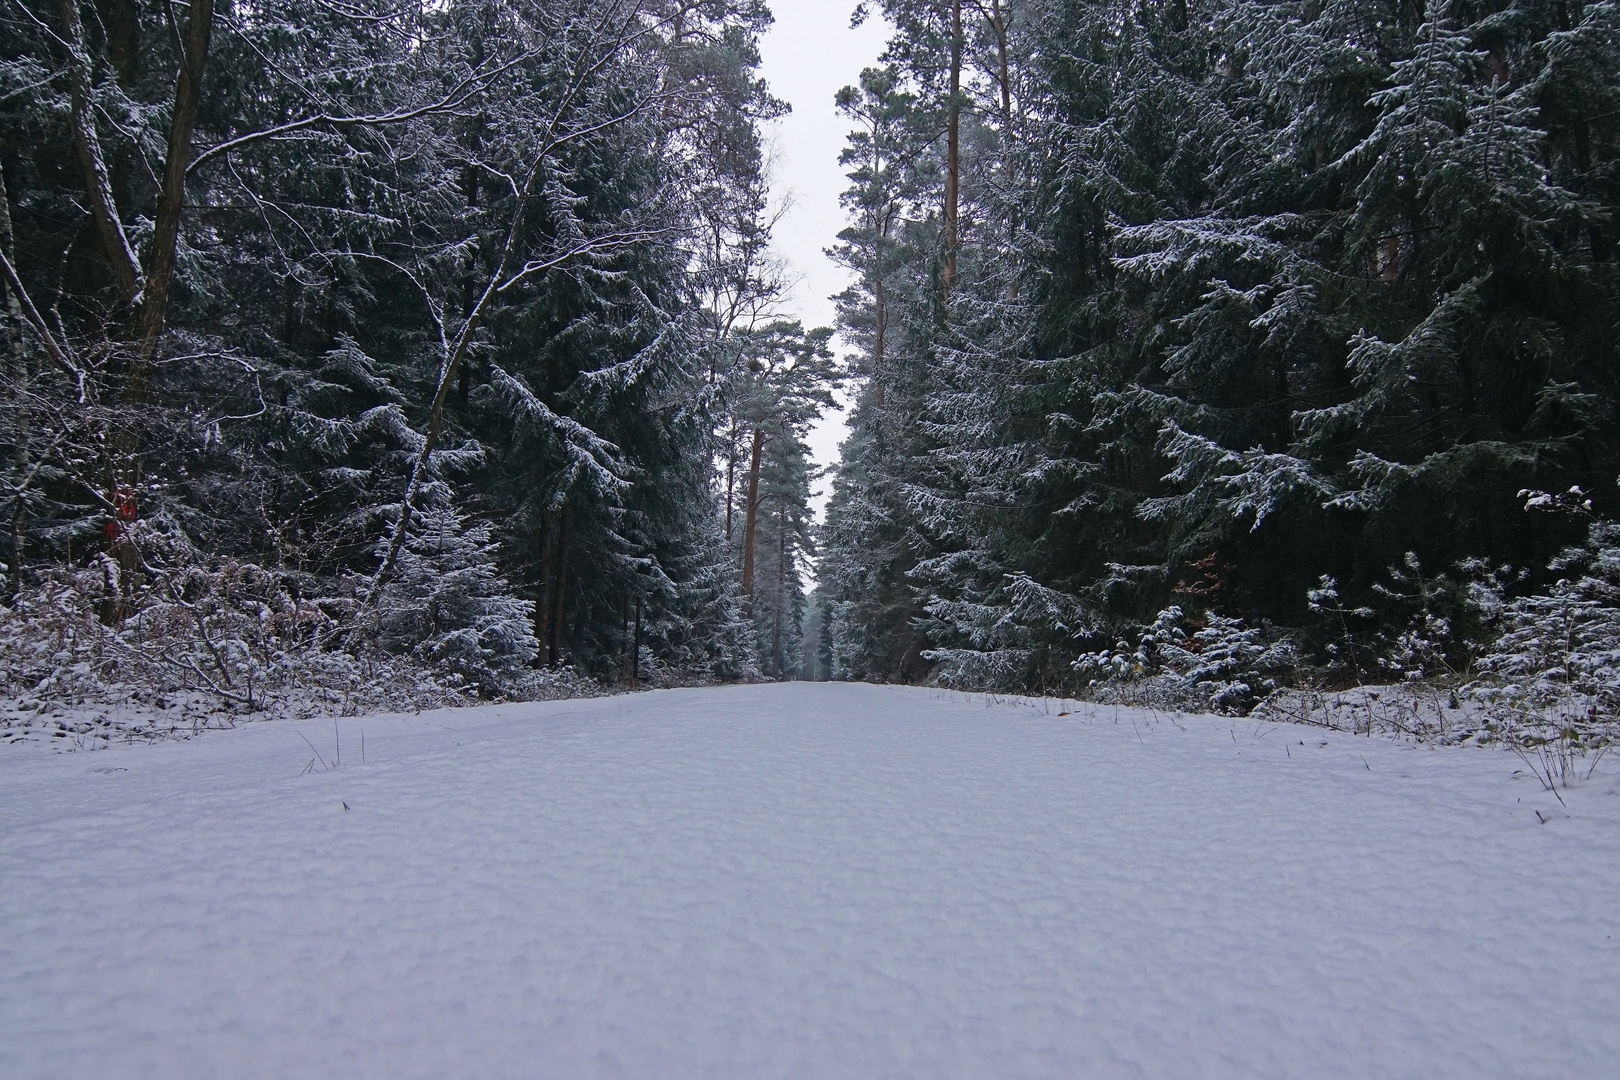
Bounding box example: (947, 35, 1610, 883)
(725, 321, 837, 675)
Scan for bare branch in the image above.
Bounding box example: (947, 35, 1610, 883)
(187, 58, 525, 176)
(0, 248, 86, 395)
(495, 228, 674, 293)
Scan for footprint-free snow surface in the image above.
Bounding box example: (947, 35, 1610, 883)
(3, 683, 1617, 1079)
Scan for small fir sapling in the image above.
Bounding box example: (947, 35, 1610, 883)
(1184, 614, 1297, 714)
(1073, 605, 1295, 714)
(371, 504, 540, 698)
(1469, 487, 1620, 744)
(1371, 553, 1480, 681)
(1072, 605, 1192, 684)
(1306, 576, 1377, 682)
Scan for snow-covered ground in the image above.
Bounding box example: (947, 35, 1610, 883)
(3, 683, 1616, 1079)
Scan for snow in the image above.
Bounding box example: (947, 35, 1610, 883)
(3, 682, 1617, 1079)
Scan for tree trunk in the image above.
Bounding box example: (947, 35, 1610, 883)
(773, 502, 785, 676)
(549, 501, 569, 666)
(95, 0, 142, 82)
(990, 0, 1016, 257)
(740, 427, 764, 612)
(58, 0, 215, 495)
(1275, 355, 1290, 449)
(1, 157, 29, 603)
(725, 420, 737, 541)
(9, 495, 24, 604)
(57, 0, 141, 300)
(632, 596, 641, 682)
(873, 275, 886, 406)
(992, 0, 1011, 126)
(536, 513, 554, 666)
(129, 0, 216, 389)
(0, 157, 24, 376)
(942, 0, 963, 294)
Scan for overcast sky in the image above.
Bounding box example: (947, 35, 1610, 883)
(755, 2, 891, 519)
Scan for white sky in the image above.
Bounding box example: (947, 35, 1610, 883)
(755, 2, 891, 520)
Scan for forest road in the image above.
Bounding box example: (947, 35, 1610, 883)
(2, 681, 1616, 1078)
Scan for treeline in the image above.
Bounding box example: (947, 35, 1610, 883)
(0, 0, 833, 720)
(820, 0, 1620, 702)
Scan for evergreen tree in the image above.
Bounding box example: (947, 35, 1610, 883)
(821, 0, 1620, 702)
(372, 503, 539, 697)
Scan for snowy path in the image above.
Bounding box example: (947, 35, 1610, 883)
(2, 683, 1617, 1079)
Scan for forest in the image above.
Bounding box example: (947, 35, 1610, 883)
(1, 0, 839, 723)
(818, 0, 1620, 733)
(2, 0, 1618, 738)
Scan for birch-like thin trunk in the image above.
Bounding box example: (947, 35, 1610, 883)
(1, 157, 27, 602)
(0, 157, 23, 368)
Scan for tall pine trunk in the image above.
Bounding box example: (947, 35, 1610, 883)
(991, 0, 1010, 125)
(873, 276, 887, 406)
(725, 420, 737, 540)
(773, 501, 786, 675)
(941, 0, 963, 293)
(740, 427, 764, 613)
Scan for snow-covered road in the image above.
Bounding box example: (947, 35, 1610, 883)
(3, 683, 1616, 1078)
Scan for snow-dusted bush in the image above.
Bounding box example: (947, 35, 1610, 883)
(1184, 614, 1298, 713)
(1304, 575, 1378, 680)
(1072, 606, 1296, 715)
(1468, 519, 1620, 745)
(1369, 552, 1490, 682)
(0, 560, 468, 746)
(1259, 506, 1620, 751)
(1072, 605, 1191, 683)
(1304, 554, 1492, 687)
(0, 516, 599, 746)
(1255, 683, 1485, 743)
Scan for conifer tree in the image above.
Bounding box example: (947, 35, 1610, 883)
(822, 0, 1620, 699)
(372, 503, 539, 697)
